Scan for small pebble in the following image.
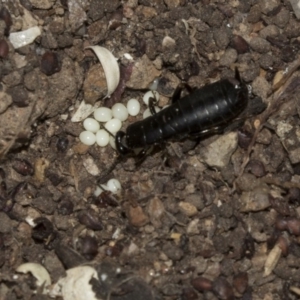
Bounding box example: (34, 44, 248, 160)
(112, 103, 128, 121)
(178, 201, 198, 217)
(95, 129, 109, 147)
(79, 131, 96, 145)
(78, 210, 103, 231)
(212, 277, 234, 300)
(143, 90, 160, 106)
(0, 39, 9, 58)
(83, 118, 100, 133)
(56, 136, 69, 152)
(12, 159, 34, 176)
(191, 277, 213, 292)
(127, 98, 140, 116)
(94, 107, 113, 122)
(143, 107, 160, 119)
(80, 235, 98, 260)
(232, 272, 248, 294)
(106, 179, 121, 194)
(105, 118, 122, 133)
(40, 51, 61, 76)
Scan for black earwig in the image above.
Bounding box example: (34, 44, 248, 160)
(116, 69, 248, 155)
(99, 69, 251, 181)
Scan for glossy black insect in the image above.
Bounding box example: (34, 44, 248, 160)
(115, 69, 249, 156)
(98, 69, 258, 182)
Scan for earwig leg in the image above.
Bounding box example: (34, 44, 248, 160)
(135, 147, 151, 166)
(99, 123, 115, 138)
(97, 155, 123, 185)
(235, 67, 242, 82)
(172, 83, 194, 103)
(148, 97, 158, 115)
(172, 85, 184, 103)
(189, 126, 223, 138)
(184, 83, 194, 94)
(149, 90, 160, 115)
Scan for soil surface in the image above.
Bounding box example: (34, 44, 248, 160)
(1, 0, 300, 299)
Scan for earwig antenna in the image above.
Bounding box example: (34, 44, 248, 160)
(235, 67, 241, 82)
(99, 123, 115, 138)
(97, 155, 123, 184)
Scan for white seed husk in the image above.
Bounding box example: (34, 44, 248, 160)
(9, 26, 41, 49)
(71, 100, 101, 123)
(49, 266, 98, 300)
(86, 46, 120, 98)
(16, 263, 51, 294)
(263, 244, 282, 277)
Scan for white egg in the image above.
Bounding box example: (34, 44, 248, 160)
(149, 78, 159, 91)
(143, 107, 161, 119)
(143, 90, 160, 106)
(94, 186, 103, 197)
(79, 131, 96, 145)
(106, 178, 121, 194)
(105, 118, 122, 133)
(94, 107, 113, 122)
(96, 129, 109, 147)
(112, 103, 128, 121)
(127, 99, 141, 116)
(83, 118, 100, 133)
(109, 136, 117, 150)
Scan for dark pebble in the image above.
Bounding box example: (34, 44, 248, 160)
(40, 51, 61, 76)
(277, 235, 289, 256)
(108, 9, 123, 30)
(7, 85, 29, 107)
(32, 217, 54, 242)
(0, 39, 9, 58)
(238, 128, 252, 149)
(19, 0, 33, 10)
(191, 276, 213, 292)
(288, 188, 300, 204)
(0, 168, 5, 180)
(269, 196, 291, 216)
(247, 160, 266, 177)
(12, 158, 34, 176)
(212, 277, 234, 300)
(275, 218, 288, 231)
(79, 235, 98, 260)
(56, 136, 69, 152)
(105, 240, 124, 257)
(232, 272, 248, 294)
(230, 35, 249, 54)
(0, 7, 12, 35)
(54, 243, 87, 269)
(286, 218, 300, 236)
(78, 209, 103, 231)
(242, 233, 255, 258)
(46, 171, 63, 186)
(57, 198, 74, 215)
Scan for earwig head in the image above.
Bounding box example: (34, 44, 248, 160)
(235, 68, 248, 92)
(225, 68, 249, 112)
(115, 131, 131, 156)
(229, 68, 249, 98)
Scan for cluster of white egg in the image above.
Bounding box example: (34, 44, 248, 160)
(79, 91, 160, 149)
